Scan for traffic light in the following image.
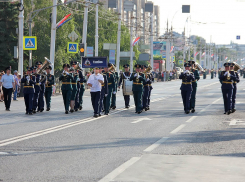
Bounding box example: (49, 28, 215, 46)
(80, 43, 85, 57)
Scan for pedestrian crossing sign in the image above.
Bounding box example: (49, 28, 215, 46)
(67, 42, 78, 53)
(23, 36, 37, 50)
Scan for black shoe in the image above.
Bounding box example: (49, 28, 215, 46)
(105, 112, 109, 115)
(224, 112, 227, 114)
(40, 108, 44, 112)
(137, 111, 142, 114)
(93, 114, 99, 118)
(125, 106, 129, 109)
(231, 109, 236, 113)
(29, 112, 33, 115)
(70, 109, 74, 113)
(191, 109, 195, 113)
(99, 113, 101, 116)
(25, 111, 28, 114)
(65, 110, 69, 114)
(5, 109, 10, 111)
(75, 109, 78, 112)
(185, 110, 190, 114)
(46, 108, 50, 111)
(227, 110, 231, 115)
(79, 106, 83, 110)
(37, 110, 40, 112)
(112, 106, 116, 110)
(33, 110, 36, 114)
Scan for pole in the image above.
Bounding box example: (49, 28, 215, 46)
(150, 13, 154, 69)
(204, 44, 206, 69)
(130, 13, 133, 73)
(194, 45, 196, 62)
(95, 3, 99, 57)
(116, 0, 122, 72)
(18, 0, 24, 77)
(183, 46, 185, 69)
(188, 46, 190, 60)
(82, 0, 89, 56)
(50, 0, 57, 75)
(28, 19, 32, 67)
(166, 39, 170, 71)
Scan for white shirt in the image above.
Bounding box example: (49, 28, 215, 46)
(0, 74, 14, 89)
(87, 73, 104, 92)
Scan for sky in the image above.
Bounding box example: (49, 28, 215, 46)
(151, 0, 245, 45)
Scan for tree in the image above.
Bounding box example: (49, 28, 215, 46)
(0, 2, 18, 72)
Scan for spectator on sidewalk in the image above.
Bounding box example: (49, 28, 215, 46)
(170, 71, 173, 81)
(0, 73, 3, 102)
(13, 70, 19, 101)
(0, 67, 15, 111)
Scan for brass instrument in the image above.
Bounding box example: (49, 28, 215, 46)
(37, 57, 52, 75)
(74, 62, 83, 71)
(136, 72, 140, 82)
(108, 64, 116, 72)
(227, 71, 230, 80)
(233, 62, 242, 71)
(143, 65, 152, 78)
(195, 63, 203, 71)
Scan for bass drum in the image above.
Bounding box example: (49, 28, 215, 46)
(123, 79, 133, 95)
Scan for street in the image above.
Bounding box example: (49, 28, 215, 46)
(1, 76, 245, 182)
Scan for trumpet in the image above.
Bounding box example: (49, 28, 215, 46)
(136, 72, 140, 82)
(227, 71, 230, 80)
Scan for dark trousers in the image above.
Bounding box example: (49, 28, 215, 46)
(74, 88, 80, 110)
(133, 91, 143, 112)
(104, 87, 112, 113)
(79, 87, 85, 107)
(45, 91, 52, 109)
(2, 87, 13, 109)
(190, 86, 197, 109)
(123, 95, 130, 107)
(91, 91, 101, 114)
(181, 90, 192, 111)
(111, 92, 116, 107)
(38, 91, 44, 110)
(142, 87, 149, 109)
(33, 92, 39, 110)
(62, 90, 72, 111)
(147, 89, 152, 107)
(99, 89, 105, 113)
(222, 88, 233, 112)
(24, 93, 34, 113)
(232, 85, 237, 109)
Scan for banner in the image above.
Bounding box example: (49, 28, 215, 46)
(87, 47, 93, 57)
(109, 50, 116, 64)
(201, 52, 206, 58)
(82, 57, 107, 68)
(194, 52, 200, 57)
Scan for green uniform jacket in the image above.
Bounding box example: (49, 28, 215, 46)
(45, 74, 55, 92)
(72, 74, 79, 90)
(59, 73, 73, 91)
(105, 72, 116, 91)
(130, 72, 146, 92)
(191, 69, 200, 87)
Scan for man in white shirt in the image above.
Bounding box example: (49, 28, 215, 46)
(87, 67, 104, 117)
(0, 67, 15, 111)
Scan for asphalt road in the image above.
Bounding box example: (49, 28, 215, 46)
(1, 75, 245, 182)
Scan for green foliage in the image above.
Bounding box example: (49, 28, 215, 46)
(0, 2, 18, 72)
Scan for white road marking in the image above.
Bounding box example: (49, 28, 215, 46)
(199, 97, 222, 113)
(229, 119, 245, 126)
(143, 137, 169, 152)
(170, 124, 186, 134)
(131, 117, 152, 124)
(98, 157, 141, 182)
(186, 116, 197, 123)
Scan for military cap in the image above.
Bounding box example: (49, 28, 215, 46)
(184, 63, 191, 67)
(94, 67, 100, 70)
(230, 63, 235, 67)
(63, 63, 70, 68)
(142, 65, 148, 69)
(46, 65, 52, 70)
(134, 64, 141, 68)
(188, 60, 195, 65)
(123, 64, 129, 68)
(36, 61, 42, 65)
(69, 67, 75, 71)
(71, 61, 77, 65)
(26, 66, 32, 71)
(5, 67, 10, 71)
(224, 62, 230, 67)
(108, 63, 112, 67)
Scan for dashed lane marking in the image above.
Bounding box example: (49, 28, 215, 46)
(143, 137, 169, 152)
(170, 124, 186, 134)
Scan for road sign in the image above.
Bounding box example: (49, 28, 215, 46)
(87, 47, 93, 57)
(23, 36, 37, 50)
(179, 60, 183, 64)
(236, 35, 241, 40)
(67, 42, 78, 53)
(68, 31, 78, 42)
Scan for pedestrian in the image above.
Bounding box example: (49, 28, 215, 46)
(87, 67, 104, 117)
(164, 71, 166, 82)
(0, 73, 3, 102)
(0, 67, 15, 111)
(170, 71, 173, 81)
(13, 70, 19, 101)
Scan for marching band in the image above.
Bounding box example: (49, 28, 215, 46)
(8, 57, 242, 117)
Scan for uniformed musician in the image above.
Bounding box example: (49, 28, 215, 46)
(142, 65, 152, 111)
(99, 67, 108, 116)
(111, 64, 118, 110)
(32, 65, 40, 113)
(21, 67, 36, 115)
(118, 64, 131, 108)
(69, 67, 78, 113)
(188, 60, 200, 113)
(103, 63, 116, 115)
(219, 62, 236, 115)
(211, 69, 214, 79)
(59, 64, 73, 114)
(44, 66, 54, 111)
(179, 63, 195, 114)
(37, 61, 46, 112)
(130, 64, 146, 114)
(230, 63, 240, 113)
(78, 67, 86, 111)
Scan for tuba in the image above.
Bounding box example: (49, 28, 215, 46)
(195, 63, 203, 72)
(36, 57, 52, 75)
(143, 65, 152, 78)
(108, 64, 116, 72)
(233, 62, 242, 71)
(74, 62, 83, 71)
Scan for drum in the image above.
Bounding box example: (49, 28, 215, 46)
(123, 79, 133, 95)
